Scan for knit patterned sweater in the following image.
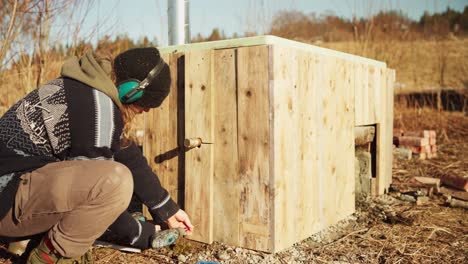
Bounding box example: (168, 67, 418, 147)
(0, 77, 178, 221)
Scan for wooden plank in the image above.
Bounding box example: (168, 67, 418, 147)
(212, 48, 240, 245)
(184, 49, 214, 243)
(317, 54, 336, 228)
(296, 50, 320, 241)
(237, 45, 271, 252)
(311, 54, 355, 228)
(355, 63, 382, 126)
(337, 59, 356, 218)
(271, 45, 301, 250)
(159, 35, 386, 68)
(375, 66, 394, 195)
(386, 69, 395, 189)
(143, 53, 183, 219)
(355, 63, 368, 126)
(327, 57, 355, 223)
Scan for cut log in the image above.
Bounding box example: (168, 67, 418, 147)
(449, 198, 468, 209)
(439, 174, 468, 192)
(355, 126, 375, 146)
(393, 148, 412, 160)
(413, 177, 440, 186)
(439, 186, 468, 201)
(412, 177, 440, 193)
(398, 136, 429, 147)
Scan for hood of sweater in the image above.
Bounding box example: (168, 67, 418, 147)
(60, 51, 123, 109)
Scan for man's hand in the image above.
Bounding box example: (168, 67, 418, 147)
(165, 209, 194, 235)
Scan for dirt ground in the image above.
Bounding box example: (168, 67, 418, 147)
(1, 108, 467, 264)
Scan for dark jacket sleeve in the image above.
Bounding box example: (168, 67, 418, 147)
(114, 143, 179, 222)
(64, 78, 122, 160)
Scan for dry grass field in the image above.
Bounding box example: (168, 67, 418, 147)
(321, 39, 468, 93)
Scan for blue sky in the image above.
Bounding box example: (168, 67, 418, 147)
(74, 0, 467, 46)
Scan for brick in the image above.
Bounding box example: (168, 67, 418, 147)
(398, 136, 429, 147)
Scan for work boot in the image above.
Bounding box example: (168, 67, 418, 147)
(150, 228, 185, 248)
(7, 239, 30, 256)
(26, 237, 93, 264)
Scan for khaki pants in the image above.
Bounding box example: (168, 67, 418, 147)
(0, 160, 133, 258)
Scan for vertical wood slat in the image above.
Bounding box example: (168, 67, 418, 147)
(184, 50, 214, 243)
(296, 50, 319, 241)
(333, 59, 356, 220)
(387, 70, 395, 188)
(237, 45, 271, 252)
(376, 67, 395, 195)
(212, 49, 240, 245)
(271, 45, 301, 249)
(143, 53, 182, 219)
(271, 48, 356, 251)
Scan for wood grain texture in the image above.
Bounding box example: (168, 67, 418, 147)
(296, 50, 320, 242)
(144, 40, 394, 251)
(355, 63, 383, 126)
(143, 53, 183, 219)
(184, 49, 214, 243)
(375, 67, 395, 195)
(271, 45, 301, 250)
(385, 69, 395, 190)
(237, 45, 271, 252)
(271, 46, 355, 252)
(212, 49, 240, 245)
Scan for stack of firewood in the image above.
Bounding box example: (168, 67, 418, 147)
(393, 129, 437, 160)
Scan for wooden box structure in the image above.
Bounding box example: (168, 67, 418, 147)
(143, 36, 395, 253)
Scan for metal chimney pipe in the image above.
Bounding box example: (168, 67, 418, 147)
(168, 0, 190, 45)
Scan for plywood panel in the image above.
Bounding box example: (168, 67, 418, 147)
(296, 51, 320, 240)
(332, 59, 356, 220)
(271, 46, 301, 249)
(271, 47, 355, 251)
(212, 49, 240, 245)
(355, 63, 367, 126)
(184, 50, 214, 243)
(143, 53, 183, 219)
(237, 45, 271, 251)
(308, 54, 355, 229)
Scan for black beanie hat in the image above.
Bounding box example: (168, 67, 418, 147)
(114, 47, 171, 108)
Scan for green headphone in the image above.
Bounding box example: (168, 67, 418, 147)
(117, 59, 166, 104)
